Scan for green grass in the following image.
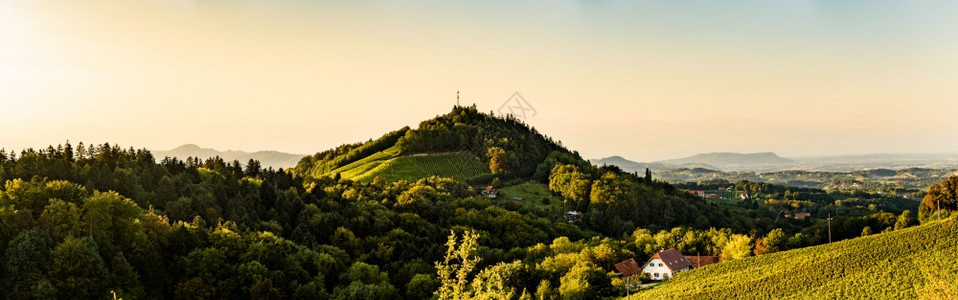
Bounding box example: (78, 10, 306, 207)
(317, 144, 490, 183)
(497, 182, 554, 202)
(704, 197, 744, 210)
(496, 182, 566, 216)
(631, 217, 958, 299)
(327, 145, 402, 179)
(331, 151, 487, 182)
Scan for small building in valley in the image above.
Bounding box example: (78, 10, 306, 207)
(642, 248, 693, 280)
(614, 258, 642, 287)
(566, 211, 583, 223)
(481, 186, 497, 198)
(779, 210, 811, 220)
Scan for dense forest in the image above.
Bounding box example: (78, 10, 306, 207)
(0, 107, 949, 299)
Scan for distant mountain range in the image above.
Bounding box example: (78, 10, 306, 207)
(592, 152, 796, 173)
(657, 152, 795, 170)
(153, 144, 304, 169)
(591, 156, 716, 172)
(592, 152, 958, 173)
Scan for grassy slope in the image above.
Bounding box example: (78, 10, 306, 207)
(328, 145, 402, 179)
(322, 145, 489, 182)
(354, 152, 488, 182)
(496, 182, 566, 217)
(632, 217, 958, 300)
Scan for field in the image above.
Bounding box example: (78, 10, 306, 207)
(315, 145, 490, 182)
(327, 145, 402, 179)
(336, 152, 488, 182)
(496, 181, 566, 217)
(631, 217, 958, 299)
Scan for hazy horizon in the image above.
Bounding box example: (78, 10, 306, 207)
(3, 0, 958, 161)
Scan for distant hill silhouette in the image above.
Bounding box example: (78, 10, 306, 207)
(592, 152, 794, 172)
(589, 156, 719, 173)
(153, 144, 304, 169)
(656, 152, 796, 170)
(595, 152, 958, 173)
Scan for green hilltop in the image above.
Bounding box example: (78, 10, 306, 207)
(632, 217, 958, 299)
(293, 105, 580, 183)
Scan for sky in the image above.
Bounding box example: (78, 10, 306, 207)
(1, 0, 957, 161)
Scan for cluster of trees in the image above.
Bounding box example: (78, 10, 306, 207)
(547, 163, 764, 236)
(630, 227, 755, 261)
(919, 176, 958, 220)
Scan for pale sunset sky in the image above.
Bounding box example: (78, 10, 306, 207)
(1, 0, 957, 161)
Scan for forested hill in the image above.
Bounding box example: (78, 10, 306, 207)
(293, 105, 582, 182)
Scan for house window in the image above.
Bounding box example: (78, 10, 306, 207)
(654, 273, 659, 278)
(649, 263, 654, 267)
(658, 263, 663, 267)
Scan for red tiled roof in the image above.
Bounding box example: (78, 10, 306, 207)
(614, 258, 642, 277)
(648, 248, 693, 271)
(685, 255, 720, 268)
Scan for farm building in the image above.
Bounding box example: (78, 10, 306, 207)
(642, 248, 693, 280)
(614, 258, 643, 294)
(565, 211, 582, 223)
(481, 186, 497, 198)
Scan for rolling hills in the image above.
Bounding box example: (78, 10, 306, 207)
(595, 152, 958, 174)
(154, 144, 304, 169)
(656, 152, 795, 170)
(592, 152, 796, 173)
(631, 216, 958, 299)
(589, 156, 717, 172)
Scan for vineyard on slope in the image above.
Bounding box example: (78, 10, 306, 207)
(351, 152, 489, 182)
(632, 217, 958, 299)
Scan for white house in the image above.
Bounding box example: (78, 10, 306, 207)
(481, 186, 497, 198)
(642, 248, 693, 280)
